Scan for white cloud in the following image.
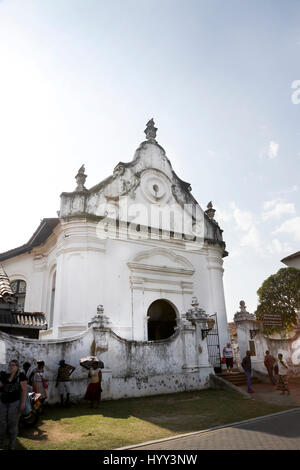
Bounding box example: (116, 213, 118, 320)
(267, 238, 292, 255)
(273, 217, 300, 242)
(216, 202, 257, 233)
(230, 202, 256, 231)
(262, 199, 296, 220)
(214, 205, 233, 224)
(268, 141, 279, 159)
(240, 226, 262, 252)
(216, 202, 263, 253)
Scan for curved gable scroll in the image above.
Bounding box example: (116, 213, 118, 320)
(128, 247, 195, 277)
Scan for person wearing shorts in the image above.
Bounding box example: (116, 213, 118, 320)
(223, 343, 234, 373)
(56, 360, 75, 407)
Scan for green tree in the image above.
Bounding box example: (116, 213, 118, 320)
(255, 267, 300, 334)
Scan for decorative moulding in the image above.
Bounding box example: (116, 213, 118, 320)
(129, 247, 195, 270)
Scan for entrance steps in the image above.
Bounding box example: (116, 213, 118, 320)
(216, 370, 261, 387)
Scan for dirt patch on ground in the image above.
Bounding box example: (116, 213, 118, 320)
(21, 421, 82, 444)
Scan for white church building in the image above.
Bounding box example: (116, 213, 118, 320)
(0, 120, 229, 352)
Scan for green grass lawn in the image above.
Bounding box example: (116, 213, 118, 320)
(16, 389, 294, 450)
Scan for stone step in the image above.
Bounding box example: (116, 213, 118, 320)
(217, 373, 261, 386)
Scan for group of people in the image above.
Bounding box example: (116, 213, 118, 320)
(263, 350, 290, 395)
(241, 350, 290, 395)
(0, 358, 102, 450)
(222, 343, 290, 395)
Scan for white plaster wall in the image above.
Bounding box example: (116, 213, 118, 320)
(1, 219, 229, 349)
(235, 320, 300, 375)
(0, 323, 214, 403)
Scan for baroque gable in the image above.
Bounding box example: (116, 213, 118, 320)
(59, 120, 226, 255)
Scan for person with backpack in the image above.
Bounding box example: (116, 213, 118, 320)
(0, 359, 27, 450)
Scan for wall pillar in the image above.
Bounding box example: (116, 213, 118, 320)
(89, 306, 112, 398)
(184, 297, 213, 371)
(207, 247, 229, 351)
(130, 277, 145, 341)
(180, 319, 197, 371)
(234, 300, 260, 366)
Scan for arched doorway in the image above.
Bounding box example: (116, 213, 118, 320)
(147, 299, 177, 341)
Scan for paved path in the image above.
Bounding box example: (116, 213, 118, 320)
(240, 381, 300, 407)
(130, 409, 300, 450)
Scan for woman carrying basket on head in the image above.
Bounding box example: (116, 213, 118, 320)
(84, 361, 102, 409)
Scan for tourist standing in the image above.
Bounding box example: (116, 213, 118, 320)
(277, 353, 290, 395)
(22, 362, 32, 382)
(56, 360, 76, 407)
(22, 362, 33, 416)
(242, 350, 254, 393)
(0, 360, 27, 450)
(223, 343, 234, 374)
(84, 361, 102, 409)
(31, 360, 48, 401)
(264, 351, 276, 385)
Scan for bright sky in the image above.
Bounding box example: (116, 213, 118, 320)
(0, 0, 299, 321)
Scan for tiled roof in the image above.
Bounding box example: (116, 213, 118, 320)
(0, 309, 47, 329)
(0, 264, 14, 303)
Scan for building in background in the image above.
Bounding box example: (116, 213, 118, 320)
(0, 265, 47, 339)
(281, 251, 300, 269)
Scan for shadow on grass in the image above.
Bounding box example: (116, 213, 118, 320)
(15, 388, 298, 449)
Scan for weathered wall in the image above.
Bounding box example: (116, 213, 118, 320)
(0, 318, 214, 403)
(235, 319, 300, 376)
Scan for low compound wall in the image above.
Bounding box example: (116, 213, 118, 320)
(0, 320, 214, 403)
(235, 319, 300, 377)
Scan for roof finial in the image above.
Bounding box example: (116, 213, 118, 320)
(144, 118, 157, 142)
(205, 201, 216, 220)
(75, 165, 87, 192)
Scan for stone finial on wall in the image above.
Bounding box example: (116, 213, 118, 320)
(234, 300, 256, 322)
(75, 165, 87, 192)
(186, 297, 208, 323)
(88, 305, 111, 329)
(205, 201, 216, 220)
(144, 118, 157, 142)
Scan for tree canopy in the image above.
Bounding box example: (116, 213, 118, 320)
(255, 267, 300, 334)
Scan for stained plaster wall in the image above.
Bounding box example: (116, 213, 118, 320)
(0, 321, 214, 404)
(235, 319, 300, 376)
